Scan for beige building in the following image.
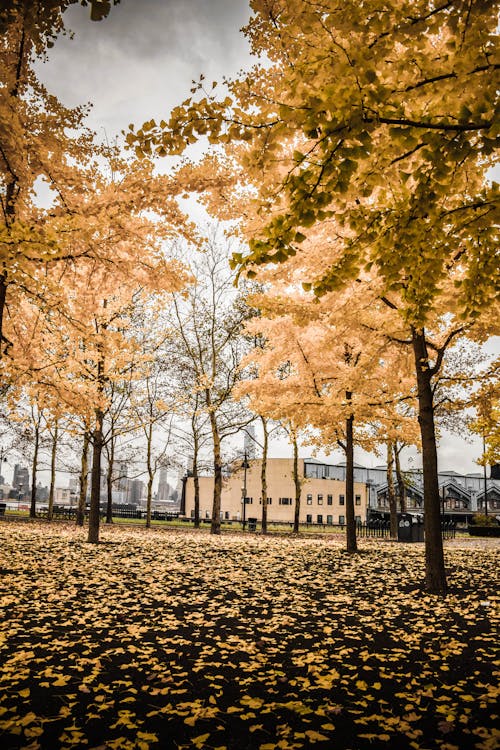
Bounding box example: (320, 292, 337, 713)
(183, 458, 369, 525)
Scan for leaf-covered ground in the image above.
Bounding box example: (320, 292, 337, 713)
(0, 523, 498, 750)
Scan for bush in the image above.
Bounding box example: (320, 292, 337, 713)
(471, 513, 497, 526)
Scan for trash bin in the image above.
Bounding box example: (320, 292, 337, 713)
(247, 517, 257, 532)
(398, 513, 424, 542)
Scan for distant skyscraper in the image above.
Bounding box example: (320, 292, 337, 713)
(244, 425, 257, 459)
(157, 466, 169, 502)
(13, 464, 30, 497)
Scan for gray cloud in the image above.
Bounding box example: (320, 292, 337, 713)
(36, 0, 254, 137)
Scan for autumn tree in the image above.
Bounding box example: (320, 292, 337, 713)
(132, 0, 498, 594)
(166, 231, 254, 535)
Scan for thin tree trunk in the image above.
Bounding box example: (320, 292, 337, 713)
(387, 440, 398, 539)
(412, 327, 447, 595)
(260, 416, 269, 534)
(105, 437, 114, 524)
(29, 418, 40, 519)
(146, 422, 153, 528)
(209, 408, 222, 535)
(0, 275, 8, 361)
(394, 442, 407, 513)
(345, 402, 358, 553)
(88, 408, 104, 544)
(76, 429, 90, 527)
(193, 434, 200, 529)
(47, 420, 58, 521)
(292, 430, 301, 534)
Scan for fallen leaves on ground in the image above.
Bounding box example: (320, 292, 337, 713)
(0, 522, 498, 749)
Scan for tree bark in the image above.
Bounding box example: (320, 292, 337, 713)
(47, 419, 58, 521)
(387, 440, 398, 539)
(345, 402, 358, 553)
(394, 442, 407, 513)
(292, 430, 301, 534)
(260, 416, 269, 534)
(76, 429, 90, 527)
(0, 24, 25, 358)
(412, 327, 447, 595)
(192, 433, 200, 529)
(209, 406, 222, 535)
(29, 418, 40, 519)
(88, 408, 104, 544)
(105, 437, 114, 524)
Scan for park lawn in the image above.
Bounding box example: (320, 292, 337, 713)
(0, 523, 498, 750)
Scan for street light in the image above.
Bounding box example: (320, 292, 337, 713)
(241, 451, 249, 531)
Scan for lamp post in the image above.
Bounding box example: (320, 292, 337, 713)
(241, 451, 249, 531)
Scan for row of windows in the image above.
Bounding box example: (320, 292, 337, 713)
(225, 494, 363, 507)
(305, 514, 362, 524)
(306, 493, 361, 506)
(246, 495, 363, 506)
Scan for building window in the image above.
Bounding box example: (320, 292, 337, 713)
(279, 497, 292, 505)
(307, 494, 313, 505)
(317, 514, 323, 524)
(454, 499, 461, 509)
(339, 515, 345, 525)
(339, 495, 345, 506)
(355, 495, 361, 505)
(317, 494, 323, 505)
(267, 498, 272, 505)
(225, 511, 229, 519)
(355, 515, 362, 523)
(327, 494, 333, 505)
(327, 515, 333, 525)
(244, 497, 253, 504)
(306, 514, 312, 524)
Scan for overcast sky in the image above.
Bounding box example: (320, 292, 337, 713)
(27, 0, 497, 479)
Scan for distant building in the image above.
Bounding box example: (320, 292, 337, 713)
(13, 464, 30, 499)
(157, 466, 169, 502)
(184, 457, 368, 525)
(127, 479, 144, 505)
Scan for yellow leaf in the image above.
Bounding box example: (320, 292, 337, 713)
(192, 734, 210, 748)
(19, 688, 30, 698)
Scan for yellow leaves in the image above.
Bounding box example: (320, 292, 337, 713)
(304, 729, 330, 742)
(19, 688, 30, 698)
(240, 696, 265, 709)
(0, 523, 498, 750)
(192, 733, 210, 748)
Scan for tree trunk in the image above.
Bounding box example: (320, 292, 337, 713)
(412, 327, 447, 595)
(209, 407, 222, 535)
(88, 408, 104, 544)
(47, 420, 58, 521)
(292, 430, 301, 534)
(0, 275, 8, 361)
(345, 403, 358, 553)
(0, 26, 25, 358)
(29, 419, 40, 519)
(145, 422, 153, 528)
(76, 430, 90, 527)
(105, 437, 114, 524)
(387, 440, 398, 539)
(394, 442, 407, 513)
(260, 416, 269, 534)
(193, 434, 200, 529)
